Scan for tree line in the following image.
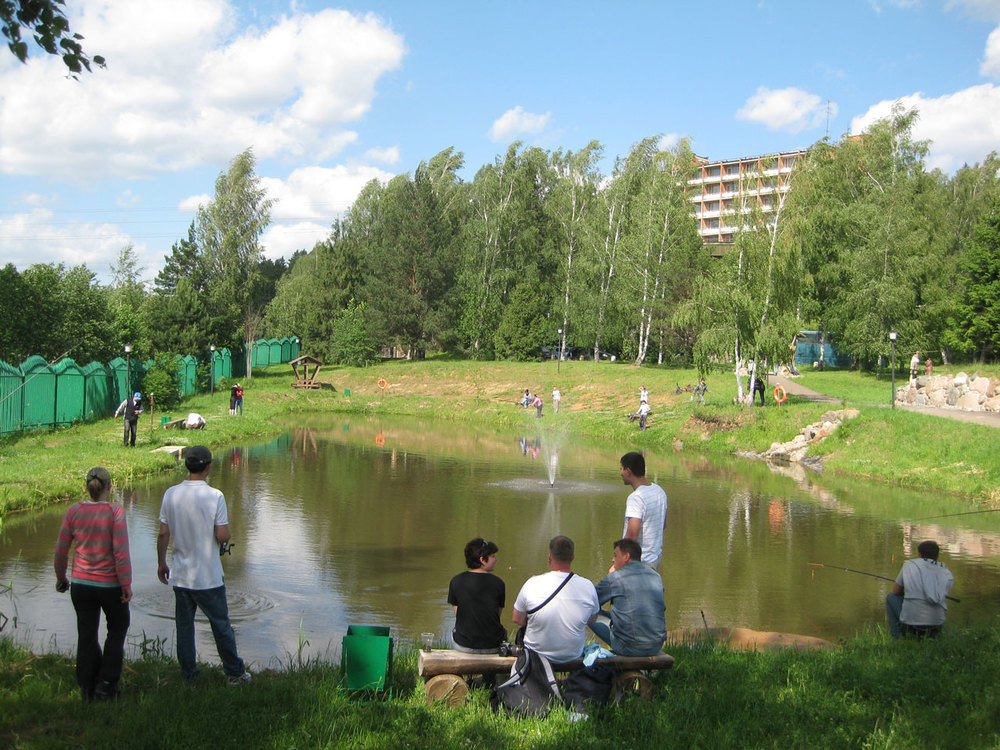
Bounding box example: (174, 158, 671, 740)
(2, 107, 998, 394)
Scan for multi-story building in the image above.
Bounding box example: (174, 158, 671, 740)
(688, 150, 806, 251)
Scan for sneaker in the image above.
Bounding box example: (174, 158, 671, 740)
(94, 680, 120, 700)
(228, 670, 252, 686)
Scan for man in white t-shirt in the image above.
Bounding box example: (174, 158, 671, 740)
(618, 451, 668, 572)
(157, 446, 251, 685)
(512, 536, 599, 665)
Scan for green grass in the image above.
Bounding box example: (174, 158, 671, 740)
(2, 359, 998, 522)
(3, 626, 1000, 749)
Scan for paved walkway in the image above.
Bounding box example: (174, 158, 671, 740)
(771, 376, 1000, 429)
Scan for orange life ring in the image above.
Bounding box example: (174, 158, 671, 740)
(773, 385, 787, 404)
(377, 378, 387, 391)
(375, 433, 386, 447)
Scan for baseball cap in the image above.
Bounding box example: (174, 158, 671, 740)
(86, 466, 111, 489)
(133, 392, 141, 400)
(184, 445, 213, 472)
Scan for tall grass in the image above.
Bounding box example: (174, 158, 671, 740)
(3, 625, 999, 749)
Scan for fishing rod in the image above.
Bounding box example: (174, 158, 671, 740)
(808, 562, 960, 603)
(911, 509, 1000, 522)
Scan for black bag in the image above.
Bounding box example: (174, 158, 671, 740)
(562, 662, 615, 714)
(490, 647, 562, 717)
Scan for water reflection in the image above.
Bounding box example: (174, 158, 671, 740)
(2, 415, 1000, 671)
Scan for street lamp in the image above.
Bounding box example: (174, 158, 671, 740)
(210, 344, 216, 396)
(124, 343, 132, 399)
(557, 328, 563, 375)
(889, 330, 897, 409)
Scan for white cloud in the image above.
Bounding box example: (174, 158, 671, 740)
(982, 26, 1000, 78)
(178, 194, 212, 212)
(657, 134, 680, 151)
(869, 0, 921, 11)
(0, 1, 405, 180)
(851, 84, 1000, 171)
(488, 106, 552, 143)
(736, 86, 836, 133)
(363, 146, 401, 164)
(946, 0, 1000, 22)
(0, 208, 151, 275)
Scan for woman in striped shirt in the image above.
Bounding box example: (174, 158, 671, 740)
(54, 467, 132, 701)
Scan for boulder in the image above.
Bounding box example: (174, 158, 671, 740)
(928, 389, 948, 406)
(954, 372, 969, 386)
(946, 388, 959, 406)
(915, 393, 927, 405)
(916, 376, 929, 388)
(985, 396, 1000, 413)
(990, 377, 1000, 398)
(957, 392, 983, 410)
(971, 377, 990, 395)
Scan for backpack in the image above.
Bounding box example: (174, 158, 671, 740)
(491, 647, 562, 717)
(562, 662, 615, 714)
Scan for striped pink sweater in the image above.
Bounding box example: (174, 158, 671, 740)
(54, 501, 132, 587)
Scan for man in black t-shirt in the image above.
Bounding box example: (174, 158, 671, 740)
(447, 538, 506, 653)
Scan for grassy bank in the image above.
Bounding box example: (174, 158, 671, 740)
(2, 358, 998, 521)
(2, 625, 999, 749)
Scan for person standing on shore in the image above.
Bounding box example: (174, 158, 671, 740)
(618, 451, 667, 572)
(54, 467, 132, 701)
(910, 351, 921, 382)
(552, 387, 561, 414)
(157, 446, 251, 685)
(114, 392, 142, 447)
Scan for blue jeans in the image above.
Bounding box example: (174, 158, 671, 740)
(588, 612, 662, 657)
(71, 583, 130, 694)
(173, 585, 245, 680)
(885, 593, 941, 639)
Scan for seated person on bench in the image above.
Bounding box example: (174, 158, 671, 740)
(448, 538, 507, 653)
(512, 535, 599, 666)
(589, 538, 666, 656)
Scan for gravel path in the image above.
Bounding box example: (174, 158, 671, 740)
(771, 376, 1000, 429)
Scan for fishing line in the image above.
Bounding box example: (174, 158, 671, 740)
(808, 562, 960, 603)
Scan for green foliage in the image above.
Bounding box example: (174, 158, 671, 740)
(141, 355, 183, 410)
(953, 196, 1000, 359)
(1, 0, 105, 74)
(493, 284, 551, 360)
(328, 301, 378, 367)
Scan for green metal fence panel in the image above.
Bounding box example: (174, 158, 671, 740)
(178, 355, 197, 396)
(220, 348, 233, 380)
(268, 338, 282, 365)
(20, 356, 56, 430)
(280, 337, 292, 363)
(252, 340, 269, 367)
(0, 360, 24, 434)
(52, 358, 85, 425)
(108, 357, 129, 403)
(82, 362, 112, 421)
(232, 347, 247, 378)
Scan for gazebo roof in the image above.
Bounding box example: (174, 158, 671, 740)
(289, 354, 324, 366)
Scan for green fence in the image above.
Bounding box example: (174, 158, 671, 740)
(0, 335, 300, 435)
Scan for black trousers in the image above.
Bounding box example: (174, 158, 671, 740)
(70, 583, 130, 694)
(123, 419, 137, 446)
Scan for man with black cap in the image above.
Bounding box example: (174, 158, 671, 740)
(114, 392, 142, 447)
(156, 446, 251, 685)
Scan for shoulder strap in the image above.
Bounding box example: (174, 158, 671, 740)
(527, 572, 574, 615)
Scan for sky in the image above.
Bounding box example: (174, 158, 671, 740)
(1, 0, 999, 284)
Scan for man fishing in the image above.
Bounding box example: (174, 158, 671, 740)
(886, 540, 954, 638)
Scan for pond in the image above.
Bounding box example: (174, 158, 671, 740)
(3, 414, 999, 669)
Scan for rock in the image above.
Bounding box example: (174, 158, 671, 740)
(928, 389, 948, 406)
(989, 377, 1000, 397)
(985, 396, 1000, 412)
(946, 388, 959, 406)
(915, 393, 927, 405)
(957, 392, 983, 410)
(916, 375, 929, 388)
(954, 372, 969, 386)
(971, 377, 990, 395)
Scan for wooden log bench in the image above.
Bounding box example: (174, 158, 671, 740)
(162, 418, 186, 429)
(417, 648, 674, 707)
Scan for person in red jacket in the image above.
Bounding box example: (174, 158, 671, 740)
(54, 467, 132, 701)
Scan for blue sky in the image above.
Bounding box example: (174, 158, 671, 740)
(1, 0, 999, 282)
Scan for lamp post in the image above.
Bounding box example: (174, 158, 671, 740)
(557, 328, 563, 375)
(210, 344, 216, 396)
(889, 330, 897, 409)
(124, 343, 132, 399)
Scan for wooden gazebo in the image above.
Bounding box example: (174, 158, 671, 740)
(289, 354, 324, 390)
